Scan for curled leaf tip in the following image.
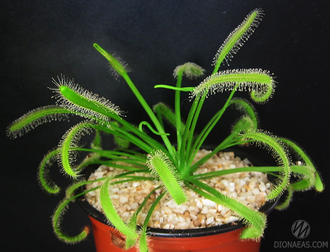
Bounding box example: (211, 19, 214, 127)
(173, 62, 205, 79)
(58, 121, 94, 178)
(191, 69, 275, 103)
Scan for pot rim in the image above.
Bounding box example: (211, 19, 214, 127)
(76, 147, 280, 238)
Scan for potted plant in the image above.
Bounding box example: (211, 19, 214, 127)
(7, 8, 323, 252)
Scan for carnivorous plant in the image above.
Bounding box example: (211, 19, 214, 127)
(7, 9, 323, 251)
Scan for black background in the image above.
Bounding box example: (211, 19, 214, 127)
(1, 0, 329, 251)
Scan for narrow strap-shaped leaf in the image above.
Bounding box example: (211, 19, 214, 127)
(53, 75, 123, 122)
(139, 121, 170, 136)
(100, 176, 138, 239)
(139, 192, 166, 252)
(187, 179, 267, 240)
(186, 70, 274, 167)
(58, 121, 95, 177)
(213, 9, 263, 72)
(154, 85, 194, 92)
(289, 165, 316, 191)
(188, 164, 311, 181)
(275, 185, 293, 210)
(75, 153, 103, 173)
(229, 98, 258, 129)
(93, 43, 129, 79)
(147, 150, 187, 205)
(187, 166, 282, 180)
(52, 195, 90, 243)
(143, 192, 166, 229)
(187, 86, 239, 169)
(280, 138, 324, 192)
(153, 103, 186, 132)
(91, 129, 102, 149)
(183, 93, 207, 166)
(94, 43, 176, 159)
(81, 159, 148, 171)
(138, 227, 149, 252)
(188, 134, 235, 174)
(231, 116, 255, 135)
(191, 69, 274, 103)
(38, 149, 61, 194)
(52, 186, 102, 243)
(125, 186, 162, 250)
(76, 147, 147, 164)
(92, 124, 155, 154)
(7, 105, 72, 138)
(180, 94, 203, 175)
(173, 62, 205, 79)
(242, 131, 291, 200)
(65, 178, 106, 199)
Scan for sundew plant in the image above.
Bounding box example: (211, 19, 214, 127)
(7, 9, 323, 251)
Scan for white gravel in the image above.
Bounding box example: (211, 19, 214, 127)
(85, 149, 271, 229)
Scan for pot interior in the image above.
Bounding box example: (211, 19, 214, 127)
(77, 147, 281, 238)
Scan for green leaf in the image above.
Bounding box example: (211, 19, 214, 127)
(191, 69, 274, 103)
(109, 122, 130, 149)
(58, 122, 95, 178)
(52, 197, 89, 243)
(139, 121, 170, 136)
(173, 62, 205, 79)
(147, 150, 187, 205)
(38, 149, 61, 194)
(125, 186, 161, 249)
(281, 138, 324, 192)
(53, 75, 122, 122)
(139, 192, 166, 252)
(154, 85, 194, 92)
(275, 185, 293, 210)
(7, 105, 71, 138)
(242, 131, 291, 200)
(153, 103, 186, 131)
(187, 179, 267, 240)
(213, 9, 264, 72)
(91, 129, 102, 150)
(138, 227, 149, 252)
(65, 179, 105, 199)
(231, 116, 255, 134)
(94, 44, 175, 158)
(93, 43, 130, 79)
(229, 98, 259, 129)
(100, 177, 138, 239)
(187, 166, 282, 180)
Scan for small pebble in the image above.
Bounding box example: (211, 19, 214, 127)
(206, 217, 214, 225)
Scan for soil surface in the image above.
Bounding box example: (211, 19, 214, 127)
(85, 150, 272, 229)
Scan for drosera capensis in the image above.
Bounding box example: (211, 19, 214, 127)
(7, 8, 323, 252)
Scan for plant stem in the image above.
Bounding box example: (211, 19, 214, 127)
(179, 96, 200, 175)
(186, 178, 266, 239)
(175, 70, 183, 154)
(187, 85, 239, 171)
(121, 73, 176, 159)
(187, 166, 282, 180)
